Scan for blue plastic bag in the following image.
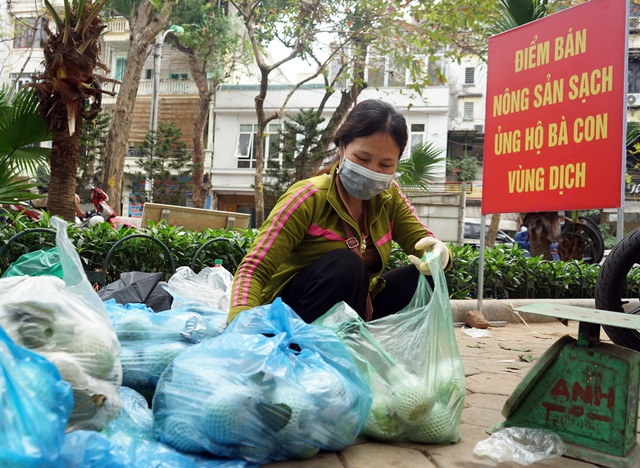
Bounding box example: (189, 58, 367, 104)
(61, 387, 253, 468)
(152, 298, 371, 464)
(0, 326, 73, 466)
(106, 300, 227, 394)
(61, 431, 126, 468)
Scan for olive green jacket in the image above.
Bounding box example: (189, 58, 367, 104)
(229, 166, 446, 322)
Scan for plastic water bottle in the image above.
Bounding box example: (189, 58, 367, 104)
(213, 259, 223, 268)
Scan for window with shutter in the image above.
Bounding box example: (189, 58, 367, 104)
(463, 102, 474, 120)
(464, 67, 475, 85)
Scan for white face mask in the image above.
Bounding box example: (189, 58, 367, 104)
(337, 157, 395, 200)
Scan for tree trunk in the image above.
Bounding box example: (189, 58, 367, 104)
(316, 38, 368, 156)
(102, 1, 176, 212)
(530, 238, 552, 260)
(48, 125, 82, 221)
(486, 213, 501, 247)
(185, 49, 211, 209)
(254, 67, 269, 227)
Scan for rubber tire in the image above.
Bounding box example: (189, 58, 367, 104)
(559, 218, 604, 264)
(595, 227, 640, 350)
(576, 216, 605, 263)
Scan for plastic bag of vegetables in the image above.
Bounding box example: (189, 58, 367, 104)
(166, 265, 234, 311)
(314, 252, 466, 444)
(0, 326, 73, 466)
(62, 387, 252, 468)
(0, 217, 122, 431)
(106, 300, 227, 394)
(152, 298, 371, 464)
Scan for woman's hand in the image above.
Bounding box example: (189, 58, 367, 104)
(408, 237, 450, 275)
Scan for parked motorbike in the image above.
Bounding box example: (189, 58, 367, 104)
(2, 188, 137, 230)
(0, 202, 45, 223)
(82, 187, 138, 229)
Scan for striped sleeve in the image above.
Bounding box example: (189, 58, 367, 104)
(229, 182, 317, 322)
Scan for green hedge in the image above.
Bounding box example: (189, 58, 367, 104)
(0, 213, 256, 284)
(390, 243, 602, 300)
(1, 212, 608, 299)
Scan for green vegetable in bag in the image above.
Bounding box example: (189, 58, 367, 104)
(315, 252, 466, 444)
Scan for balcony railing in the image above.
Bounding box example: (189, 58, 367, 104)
(138, 80, 200, 95)
(104, 80, 198, 96)
(102, 80, 200, 96)
(106, 18, 129, 34)
(401, 182, 474, 195)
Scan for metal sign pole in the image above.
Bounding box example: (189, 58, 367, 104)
(617, 206, 624, 243)
(477, 213, 486, 310)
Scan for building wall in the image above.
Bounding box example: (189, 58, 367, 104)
(0, 3, 47, 84)
(445, 56, 487, 183)
(447, 56, 488, 134)
(0, 1, 10, 85)
(102, 94, 201, 147)
(0, 8, 453, 219)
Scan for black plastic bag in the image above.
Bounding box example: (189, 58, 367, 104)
(98, 272, 173, 312)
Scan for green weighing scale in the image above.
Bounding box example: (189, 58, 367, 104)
(495, 303, 640, 468)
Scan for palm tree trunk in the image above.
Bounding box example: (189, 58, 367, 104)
(48, 127, 81, 221)
(530, 238, 552, 260)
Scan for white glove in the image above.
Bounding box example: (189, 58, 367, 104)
(408, 237, 450, 275)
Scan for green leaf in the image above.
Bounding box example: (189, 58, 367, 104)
(396, 142, 444, 191)
(75, 0, 87, 25)
(63, 0, 72, 44)
(499, 342, 532, 352)
(43, 0, 63, 27)
(0, 86, 51, 173)
(0, 162, 43, 205)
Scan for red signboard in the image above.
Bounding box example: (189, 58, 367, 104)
(482, 0, 628, 215)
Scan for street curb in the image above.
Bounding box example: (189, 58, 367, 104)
(450, 298, 597, 324)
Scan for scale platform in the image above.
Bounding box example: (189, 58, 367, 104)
(495, 303, 640, 468)
(514, 303, 640, 329)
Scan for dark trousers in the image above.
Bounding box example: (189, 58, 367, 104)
(279, 249, 422, 323)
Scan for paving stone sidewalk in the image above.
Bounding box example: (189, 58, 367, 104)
(265, 320, 634, 468)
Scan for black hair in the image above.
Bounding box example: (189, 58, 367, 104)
(333, 100, 408, 157)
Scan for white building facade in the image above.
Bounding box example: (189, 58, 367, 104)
(209, 85, 450, 215)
